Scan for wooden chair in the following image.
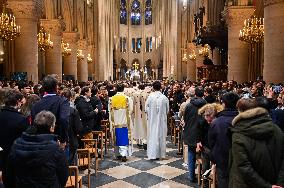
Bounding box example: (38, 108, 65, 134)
(92, 131, 104, 159)
(201, 164, 217, 188)
(101, 120, 110, 154)
(77, 149, 91, 188)
(197, 158, 203, 186)
(65, 166, 82, 188)
(81, 138, 99, 176)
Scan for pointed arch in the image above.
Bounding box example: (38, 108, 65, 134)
(145, 0, 152, 25)
(120, 0, 127, 25)
(131, 0, 141, 25)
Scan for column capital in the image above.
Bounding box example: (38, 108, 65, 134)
(62, 32, 79, 44)
(264, 0, 284, 7)
(7, 0, 43, 19)
(223, 6, 254, 27)
(77, 40, 88, 50)
(40, 19, 65, 36)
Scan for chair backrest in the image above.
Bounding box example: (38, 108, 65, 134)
(66, 166, 79, 188)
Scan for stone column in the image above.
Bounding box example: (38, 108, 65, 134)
(87, 45, 94, 80)
(263, 0, 284, 83)
(77, 40, 88, 82)
(225, 6, 254, 83)
(162, 0, 178, 80)
(41, 19, 64, 81)
(97, 0, 114, 81)
(213, 49, 221, 65)
(62, 32, 79, 80)
(7, 0, 43, 83)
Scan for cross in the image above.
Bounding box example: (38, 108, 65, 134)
(133, 62, 139, 70)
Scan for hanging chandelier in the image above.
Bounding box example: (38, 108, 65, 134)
(0, 4, 21, 41)
(61, 40, 71, 57)
(189, 50, 196, 60)
(77, 49, 84, 60)
(87, 53, 92, 63)
(37, 26, 53, 52)
(199, 44, 209, 56)
(239, 11, 264, 43)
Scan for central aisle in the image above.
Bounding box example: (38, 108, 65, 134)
(82, 137, 198, 188)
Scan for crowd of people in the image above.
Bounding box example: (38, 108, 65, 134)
(0, 76, 284, 188)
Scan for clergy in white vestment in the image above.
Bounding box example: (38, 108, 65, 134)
(145, 81, 169, 160)
(109, 84, 133, 162)
(132, 84, 148, 147)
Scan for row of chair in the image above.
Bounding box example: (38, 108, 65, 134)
(65, 120, 111, 188)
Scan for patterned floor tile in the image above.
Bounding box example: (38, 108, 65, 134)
(123, 172, 165, 188)
(101, 165, 141, 179)
(166, 158, 187, 170)
(150, 180, 194, 188)
(155, 156, 179, 165)
(82, 172, 117, 187)
(97, 180, 140, 188)
(171, 173, 198, 188)
(132, 149, 148, 158)
(146, 165, 187, 180)
(99, 159, 121, 171)
(126, 159, 160, 171)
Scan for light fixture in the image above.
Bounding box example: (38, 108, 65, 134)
(189, 50, 196, 60)
(77, 49, 84, 60)
(239, 11, 264, 43)
(61, 40, 71, 57)
(182, 53, 188, 61)
(199, 44, 210, 56)
(37, 26, 53, 52)
(0, 3, 21, 41)
(87, 53, 92, 63)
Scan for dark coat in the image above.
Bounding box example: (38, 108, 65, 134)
(31, 94, 70, 143)
(0, 106, 28, 171)
(229, 107, 284, 188)
(6, 130, 68, 188)
(208, 109, 238, 175)
(69, 107, 83, 153)
(75, 96, 97, 135)
(90, 96, 103, 131)
(183, 97, 207, 147)
(271, 109, 284, 133)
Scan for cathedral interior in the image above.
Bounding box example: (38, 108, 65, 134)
(0, 0, 282, 83)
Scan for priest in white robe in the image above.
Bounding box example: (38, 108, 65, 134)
(132, 85, 148, 148)
(145, 81, 169, 160)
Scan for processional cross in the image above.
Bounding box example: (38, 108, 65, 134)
(133, 62, 139, 70)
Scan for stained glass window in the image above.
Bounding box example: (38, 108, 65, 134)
(131, 0, 141, 25)
(145, 0, 152, 25)
(120, 0, 127, 25)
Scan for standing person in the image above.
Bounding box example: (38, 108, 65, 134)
(6, 111, 68, 188)
(183, 87, 207, 183)
(133, 84, 147, 149)
(31, 75, 70, 149)
(75, 86, 98, 147)
(145, 81, 169, 160)
(0, 89, 29, 187)
(61, 89, 83, 165)
(208, 92, 239, 188)
(109, 84, 133, 162)
(229, 98, 284, 188)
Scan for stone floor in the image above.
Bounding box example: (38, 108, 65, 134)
(81, 138, 198, 188)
